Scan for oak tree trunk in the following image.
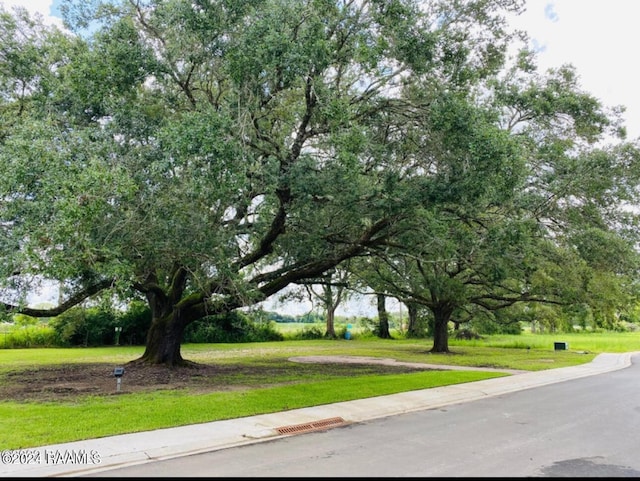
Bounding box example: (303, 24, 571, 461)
(406, 302, 423, 338)
(430, 305, 454, 353)
(376, 293, 392, 339)
(325, 305, 337, 339)
(138, 311, 188, 366)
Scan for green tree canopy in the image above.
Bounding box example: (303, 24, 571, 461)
(358, 56, 640, 352)
(2, 0, 638, 364)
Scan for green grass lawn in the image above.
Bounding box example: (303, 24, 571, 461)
(1, 331, 638, 449)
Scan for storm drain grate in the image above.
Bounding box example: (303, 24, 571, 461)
(276, 417, 347, 435)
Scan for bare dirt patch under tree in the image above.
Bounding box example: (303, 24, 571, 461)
(0, 358, 439, 403)
(0, 355, 526, 403)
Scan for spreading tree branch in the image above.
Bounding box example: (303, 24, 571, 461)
(3, 278, 115, 317)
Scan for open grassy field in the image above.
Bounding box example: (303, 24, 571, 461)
(1, 331, 638, 449)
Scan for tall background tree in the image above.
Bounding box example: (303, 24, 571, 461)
(279, 264, 353, 339)
(360, 56, 640, 352)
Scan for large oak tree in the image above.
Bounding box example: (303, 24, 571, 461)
(0, 0, 529, 365)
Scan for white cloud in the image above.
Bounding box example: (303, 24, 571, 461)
(0, 0, 62, 26)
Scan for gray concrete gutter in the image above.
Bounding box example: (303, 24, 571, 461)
(2, 352, 636, 478)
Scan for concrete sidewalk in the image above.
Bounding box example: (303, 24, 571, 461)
(3, 352, 636, 478)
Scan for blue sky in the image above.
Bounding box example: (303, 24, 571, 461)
(50, 0, 62, 17)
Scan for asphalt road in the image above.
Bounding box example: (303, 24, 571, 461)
(88, 353, 640, 477)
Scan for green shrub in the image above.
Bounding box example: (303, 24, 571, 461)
(0, 324, 57, 348)
(453, 328, 484, 340)
(471, 317, 522, 335)
(50, 307, 116, 346)
(337, 324, 349, 339)
(359, 317, 378, 335)
(618, 321, 640, 332)
(285, 325, 325, 340)
(115, 301, 152, 345)
(184, 310, 284, 343)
